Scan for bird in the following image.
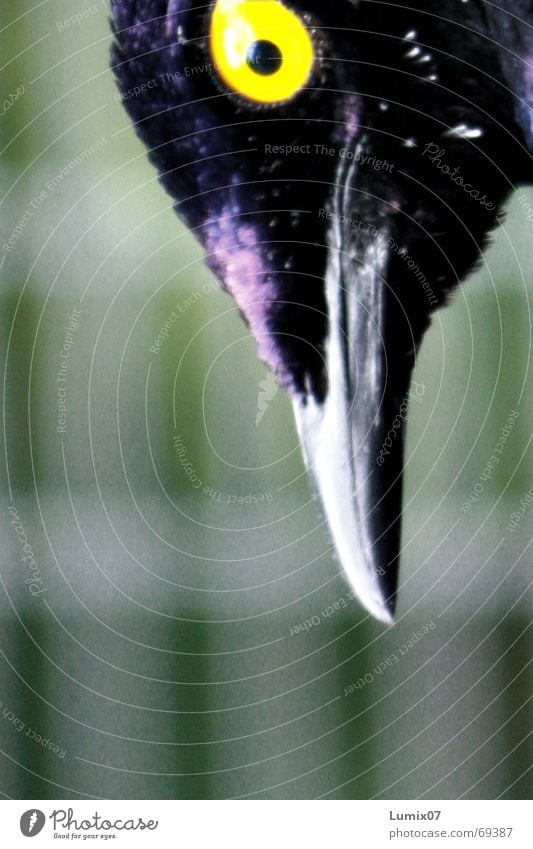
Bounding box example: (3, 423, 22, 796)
(110, 0, 533, 623)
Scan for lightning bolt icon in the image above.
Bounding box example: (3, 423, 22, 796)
(28, 811, 38, 833)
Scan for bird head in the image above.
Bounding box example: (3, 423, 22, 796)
(111, 0, 529, 622)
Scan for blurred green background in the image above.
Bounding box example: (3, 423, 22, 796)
(0, 1, 531, 799)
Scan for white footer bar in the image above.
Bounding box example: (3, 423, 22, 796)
(1, 800, 530, 848)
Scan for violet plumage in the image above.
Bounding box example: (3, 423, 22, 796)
(111, 0, 533, 621)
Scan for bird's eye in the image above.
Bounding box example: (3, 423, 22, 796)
(210, 0, 314, 103)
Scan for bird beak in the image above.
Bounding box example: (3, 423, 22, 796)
(292, 170, 420, 624)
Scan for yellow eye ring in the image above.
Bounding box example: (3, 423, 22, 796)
(210, 0, 315, 104)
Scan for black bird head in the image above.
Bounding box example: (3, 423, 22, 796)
(111, 0, 532, 622)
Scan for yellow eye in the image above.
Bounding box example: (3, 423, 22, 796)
(210, 0, 315, 104)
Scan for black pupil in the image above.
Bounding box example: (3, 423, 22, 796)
(246, 40, 283, 75)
